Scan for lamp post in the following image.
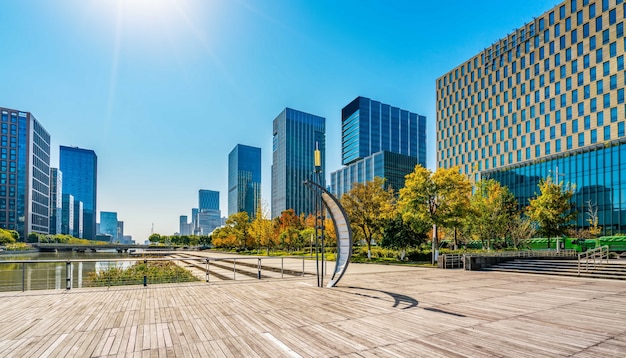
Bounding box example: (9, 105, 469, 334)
(314, 142, 325, 287)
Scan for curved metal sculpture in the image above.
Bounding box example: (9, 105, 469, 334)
(304, 180, 353, 287)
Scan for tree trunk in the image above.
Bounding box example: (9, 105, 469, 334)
(453, 227, 458, 251)
(432, 224, 438, 265)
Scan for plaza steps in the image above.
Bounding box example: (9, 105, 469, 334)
(482, 259, 626, 280)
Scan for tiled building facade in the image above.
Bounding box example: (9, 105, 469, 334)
(437, 0, 626, 233)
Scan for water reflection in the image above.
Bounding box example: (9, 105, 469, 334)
(0, 251, 135, 291)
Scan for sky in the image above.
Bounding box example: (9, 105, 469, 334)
(0, 0, 558, 241)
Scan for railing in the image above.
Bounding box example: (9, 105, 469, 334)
(578, 246, 610, 275)
(464, 249, 578, 258)
(0, 256, 314, 292)
(440, 254, 463, 269)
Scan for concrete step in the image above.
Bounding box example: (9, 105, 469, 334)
(483, 259, 626, 280)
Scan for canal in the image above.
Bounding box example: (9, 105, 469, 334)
(0, 251, 135, 291)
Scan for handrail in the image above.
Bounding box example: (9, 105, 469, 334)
(462, 249, 577, 258)
(0, 255, 313, 292)
(578, 245, 609, 275)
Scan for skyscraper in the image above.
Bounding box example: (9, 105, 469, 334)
(271, 108, 325, 218)
(49, 168, 62, 235)
(179, 215, 191, 236)
(199, 189, 219, 211)
(331, 97, 427, 197)
(60, 146, 97, 240)
(100, 211, 118, 241)
(198, 190, 221, 234)
(61, 194, 74, 236)
(0, 107, 51, 239)
(228, 144, 261, 219)
(73, 200, 83, 238)
(437, 0, 626, 233)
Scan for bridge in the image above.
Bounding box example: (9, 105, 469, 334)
(32, 243, 175, 253)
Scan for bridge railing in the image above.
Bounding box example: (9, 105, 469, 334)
(0, 256, 317, 292)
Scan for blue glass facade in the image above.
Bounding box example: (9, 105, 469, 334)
(342, 96, 426, 165)
(271, 108, 325, 218)
(485, 141, 626, 234)
(331, 151, 420, 198)
(332, 97, 426, 197)
(228, 144, 261, 219)
(199, 190, 219, 211)
(100, 211, 117, 241)
(60, 146, 97, 240)
(0, 108, 51, 239)
(437, 0, 626, 233)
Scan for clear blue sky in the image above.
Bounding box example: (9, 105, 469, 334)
(0, 0, 557, 241)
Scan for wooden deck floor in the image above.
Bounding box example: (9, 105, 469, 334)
(0, 264, 625, 357)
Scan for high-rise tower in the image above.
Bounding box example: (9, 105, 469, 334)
(271, 108, 325, 218)
(0, 107, 51, 239)
(331, 97, 427, 197)
(228, 144, 261, 219)
(60, 146, 97, 240)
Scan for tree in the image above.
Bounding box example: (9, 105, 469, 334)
(225, 212, 251, 249)
(526, 176, 577, 248)
(399, 165, 471, 264)
(508, 215, 536, 249)
(380, 214, 428, 260)
(148, 233, 161, 244)
(0, 228, 17, 245)
(341, 177, 396, 259)
(586, 200, 602, 238)
(466, 179, 517, 250)
(250, 202, 275, 254)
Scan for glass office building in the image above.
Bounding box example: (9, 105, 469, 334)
(49, 168, 62, 235)
(199, 189, 219, 211)
(271, 108, 325, 218)
(0, 108, 51, 239)
(60, 146, 97, 240)
(331, 97, 427, 196)
(228, 144, 261, 219)
(100, 211, 118, 242)
(437, 0, 626, 233)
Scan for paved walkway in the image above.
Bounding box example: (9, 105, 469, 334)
(0, 260, 625, 357)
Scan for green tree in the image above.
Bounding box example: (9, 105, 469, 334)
(399, 165, 471, 264)
(226, 212, 251, 249)
(526, 176, 577, 248)
(508, 215, 536, 249)
(380, 214, 428, 260)
(148, 233, 161, 244)
(0, 228, 17, 245)
(466, 179, 517, 250)
(341, 177, 396, 259)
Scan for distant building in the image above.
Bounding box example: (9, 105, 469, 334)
(0, 107, 51, 239)
(197, 190, 221, 234)
(117, 221, 124, 242)
(73, 200, 83, 238)
(60, 194, 74, 236)
(191, 208, 199, 234)
(60, 146, 97, 240)
(271, 108, 325, 218)
(197, 210, 221, 235)
(179, 215, 191, 236)
(228, 144, 261, 219)
(331, 97, 427, 197)
(100, 211, 118, 242)
(49, 168, 63, 235)
(199, 190, 219, 211)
